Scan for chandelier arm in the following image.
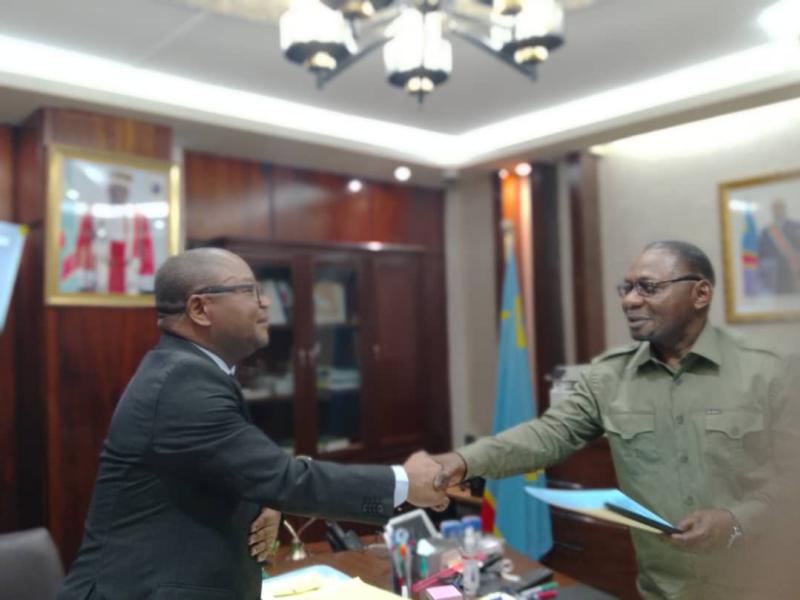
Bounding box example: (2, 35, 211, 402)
(351, 7, 404, 41)
(447, 9, 510, 32)
(315, 36, 392, 88)
(447, 27, 537, 81)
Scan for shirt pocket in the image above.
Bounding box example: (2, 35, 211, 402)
(703, 409, 766, 471)
(603, 412, 659, 477)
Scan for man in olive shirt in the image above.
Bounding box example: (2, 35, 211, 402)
(434, 241, 796, 599)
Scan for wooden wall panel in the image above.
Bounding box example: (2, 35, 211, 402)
(272, 166, 372, 243)
(185, 152, 271, 240)
(0, 125, 17, 532)
(372, 253, 426, 450)
(14, 115, 47, 531)
(13, 108, 172, 564)
(45, 110, 171, 158)
(54, 309, 159, 557)
(420, 255, 451, 453)
(567, 153, 606, 361)
(371, 184, 444, 251)
(530, 163, 565, 412)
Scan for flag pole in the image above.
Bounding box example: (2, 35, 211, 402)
(501, 219, 514, 263)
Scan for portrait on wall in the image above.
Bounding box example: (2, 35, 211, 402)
(45, 144, 181, 306)
(719, 169, 800, 322)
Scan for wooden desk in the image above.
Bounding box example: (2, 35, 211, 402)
(268, 538, 577, 595)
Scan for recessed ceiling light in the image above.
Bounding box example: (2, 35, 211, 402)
(514, 162, 532, 177)
(347, 178, 363, 193)
(394, 166, 412, 182)
(758, 0, 800, 41)
(498, 168, 509, 179)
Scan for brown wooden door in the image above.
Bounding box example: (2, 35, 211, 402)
(368, 253, 425, 454)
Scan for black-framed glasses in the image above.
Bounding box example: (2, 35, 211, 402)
(156, 283, 262, 315)
(616, 275, 703, 298)
(193, 283, 262, 304)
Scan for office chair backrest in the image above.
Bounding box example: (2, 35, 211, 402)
(0, 527, 64, 600)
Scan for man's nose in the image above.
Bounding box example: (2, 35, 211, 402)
(621, 288, 644, 310)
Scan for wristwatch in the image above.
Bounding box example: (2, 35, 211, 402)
(727, 522, 743, 549)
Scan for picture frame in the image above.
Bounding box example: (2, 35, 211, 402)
(45, 144, 181, 306)
(719, 169, 800, 322)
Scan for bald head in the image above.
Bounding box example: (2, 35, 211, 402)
(155, 248, 247, 316)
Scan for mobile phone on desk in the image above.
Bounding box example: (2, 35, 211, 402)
(505, 567, 554, 594)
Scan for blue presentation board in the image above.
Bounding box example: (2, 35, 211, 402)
(0, 221, 26, 334)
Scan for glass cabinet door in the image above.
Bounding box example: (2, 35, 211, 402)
(236, 263, 295, 454)
(312, 261, 363, 454)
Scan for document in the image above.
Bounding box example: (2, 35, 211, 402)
(0, 222, 26, 334)
(262, 565, 402, 599)
(525, 487, 680, 535)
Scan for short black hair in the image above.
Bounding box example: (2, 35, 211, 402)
(644, 240, 716, 286)
(154, 248, 238, 315)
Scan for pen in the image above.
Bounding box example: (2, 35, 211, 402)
(535, 590, 558, 599)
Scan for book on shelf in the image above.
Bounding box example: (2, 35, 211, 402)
(313, 280, 346, 324)
(260, 279, 287, 325)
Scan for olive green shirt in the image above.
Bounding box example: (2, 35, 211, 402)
(459, 323, 794, 599)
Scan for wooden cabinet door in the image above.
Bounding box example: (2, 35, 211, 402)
(368, 253, 426, 453)
(309, 252, 369, 457)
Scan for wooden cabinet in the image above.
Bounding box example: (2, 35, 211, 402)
(201, 238, 441, 464)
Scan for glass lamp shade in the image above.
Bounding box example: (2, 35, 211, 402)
(491, 0, 564, 65)
(383, 9, 452, 95)
(477, 0, 525, 16)
(320, 0, 395, 19)
(280, 0, 357, 71)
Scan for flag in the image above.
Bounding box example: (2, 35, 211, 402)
(740, 209, 760, 296)
(480, 252, 553, 559)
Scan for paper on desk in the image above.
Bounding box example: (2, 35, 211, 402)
(525, 487, 674, 534)
(262, 565, 348, 599)
(263, 576, 401, 600)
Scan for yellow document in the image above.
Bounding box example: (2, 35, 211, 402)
(301, 577, 402, 600)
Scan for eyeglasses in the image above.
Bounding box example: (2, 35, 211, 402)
(193, 283, 262, 304)
(156, 283, 262, 315)
(616, 275, 702, 298)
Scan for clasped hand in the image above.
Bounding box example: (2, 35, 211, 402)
(403, 450, 469, 510)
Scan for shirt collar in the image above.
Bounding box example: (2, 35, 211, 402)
(191, 343, 236, 376)
(628, 320, 721, 372)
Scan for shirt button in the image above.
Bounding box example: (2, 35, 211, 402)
(675, 415, 684, 425)
(679, 454, 689, 464)
(685, 496, 694, 506)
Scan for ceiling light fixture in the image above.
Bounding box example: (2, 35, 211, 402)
(347, 178, 364, 192)
(514, 162, 532, 176)
(394, 165, 412, 181)
(279, 0, 566, 102)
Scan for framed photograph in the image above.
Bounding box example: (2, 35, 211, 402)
(719, 170, 800, 322)
(45, 144, 181, 306)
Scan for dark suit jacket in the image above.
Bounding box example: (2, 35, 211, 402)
(58, 333, 395, 600)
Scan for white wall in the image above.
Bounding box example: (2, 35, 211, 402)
(445, 174, 498, 444)
(597, 97, 800, 355)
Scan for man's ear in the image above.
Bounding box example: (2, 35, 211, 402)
(185, 295, 212, 327)
(694, 280, 713, 311)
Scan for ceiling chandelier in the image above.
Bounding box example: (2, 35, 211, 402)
(279, 0, 566, 102)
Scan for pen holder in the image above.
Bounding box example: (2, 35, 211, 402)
(391, 544, 421, 596)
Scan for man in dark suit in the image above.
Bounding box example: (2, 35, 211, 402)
(58, 248, 446, 600)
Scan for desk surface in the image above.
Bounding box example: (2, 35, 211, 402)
(268, 538, 577, 595)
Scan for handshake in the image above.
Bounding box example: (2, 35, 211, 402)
(402, 450, 470, 510)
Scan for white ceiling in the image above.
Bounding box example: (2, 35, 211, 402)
(0, 0, 798, 184)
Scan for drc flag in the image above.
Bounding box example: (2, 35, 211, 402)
(480, 252, 553, 559)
